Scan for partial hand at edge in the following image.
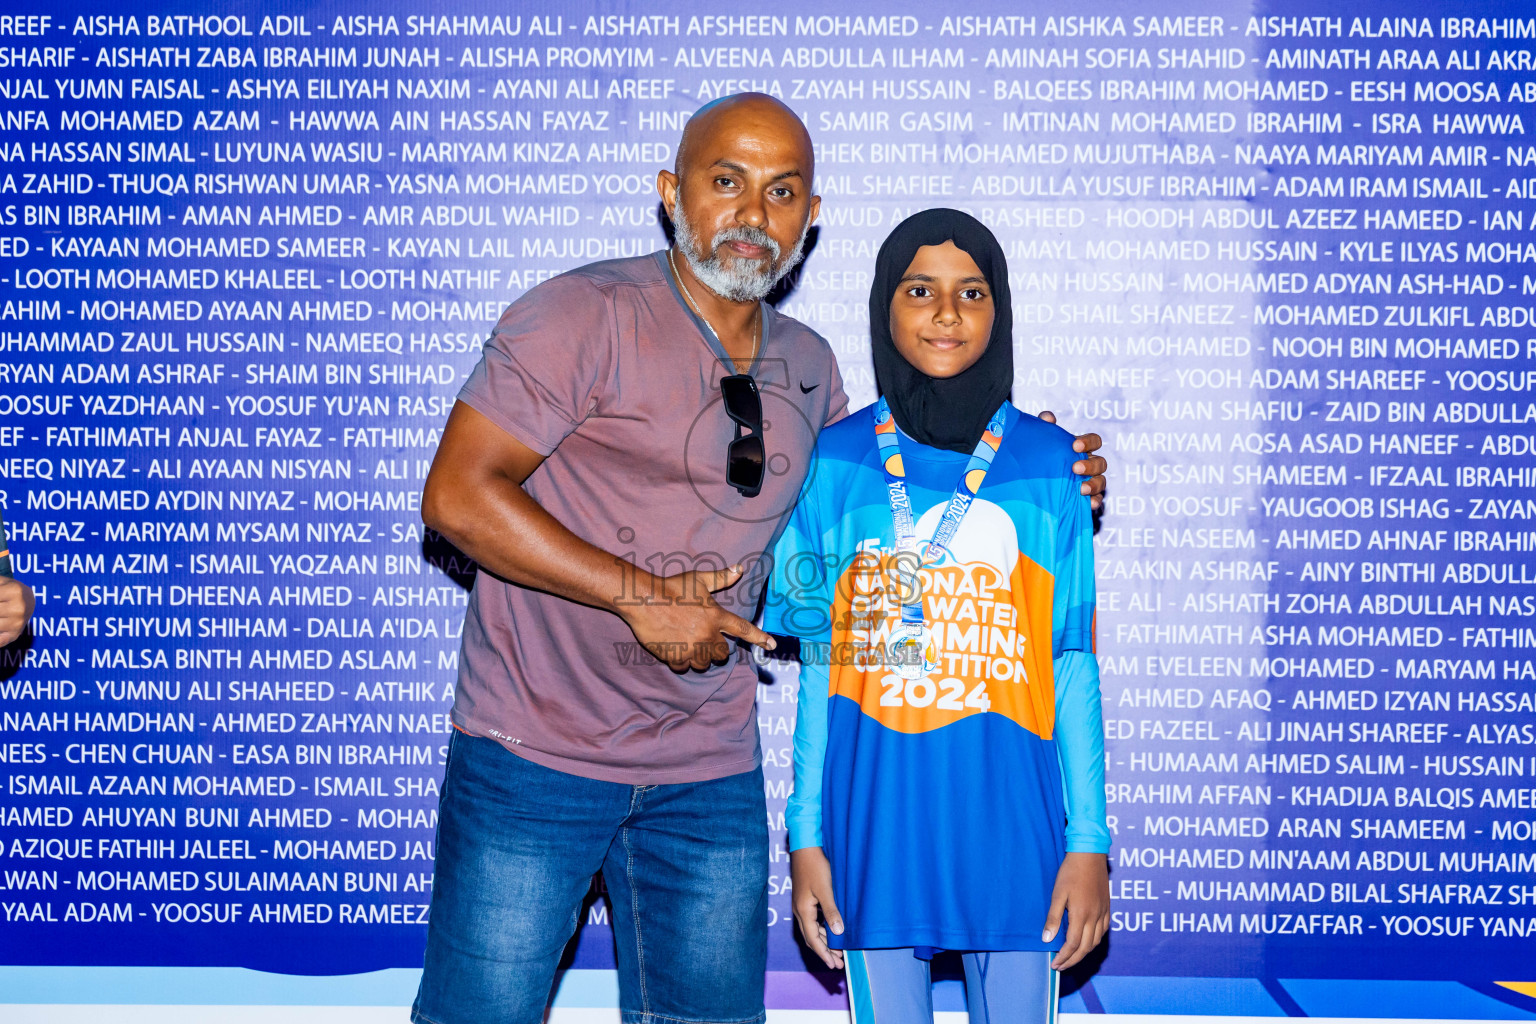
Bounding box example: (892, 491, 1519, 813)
(0, 578, 33, 647)
(1038, 410, 1108, 510)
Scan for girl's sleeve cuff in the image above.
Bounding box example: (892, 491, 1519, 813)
(1066, 835, 1112, 855)
(787, 816, 823, 852)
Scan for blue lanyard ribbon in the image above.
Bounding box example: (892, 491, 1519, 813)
(874, 397, 1009, 630)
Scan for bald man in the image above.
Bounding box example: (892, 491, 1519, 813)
(412, 95, 1106, 1024)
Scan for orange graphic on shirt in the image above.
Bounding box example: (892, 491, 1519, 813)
(827, 548, 1058, 739)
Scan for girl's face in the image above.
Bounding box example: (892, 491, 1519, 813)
(888, 240, 994, 379)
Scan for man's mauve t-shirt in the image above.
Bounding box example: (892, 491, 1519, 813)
(453, 251, 849, 784)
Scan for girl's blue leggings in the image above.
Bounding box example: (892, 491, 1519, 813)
(847, 949, 1058, 1024)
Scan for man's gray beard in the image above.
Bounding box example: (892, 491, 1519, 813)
(671, 196, 809, 303)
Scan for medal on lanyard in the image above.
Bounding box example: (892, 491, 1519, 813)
(873, 398, 1008, 679)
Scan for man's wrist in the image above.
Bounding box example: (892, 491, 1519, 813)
(610, 567, 662, 619)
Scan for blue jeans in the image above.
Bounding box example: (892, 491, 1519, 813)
(412, 731, 769, 1024)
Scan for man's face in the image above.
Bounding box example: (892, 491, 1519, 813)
(660, 100, 821, 302)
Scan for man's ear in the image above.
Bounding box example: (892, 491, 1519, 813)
(807, 193, 822, 227)
(656, 169, 679, 218)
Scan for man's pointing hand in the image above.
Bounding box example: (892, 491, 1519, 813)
(622, 564, 776, 672)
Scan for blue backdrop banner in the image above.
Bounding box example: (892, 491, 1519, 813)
(1, 0, 1535, 1017)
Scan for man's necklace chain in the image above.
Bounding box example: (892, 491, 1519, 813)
(669, 246, 759, 369)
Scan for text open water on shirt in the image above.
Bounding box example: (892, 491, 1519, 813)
(830, 499, 1058, 739)
(681, 356, 824, 526)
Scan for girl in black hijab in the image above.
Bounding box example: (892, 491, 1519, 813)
(868, 208, 1017, 452)
(766, 209, 1110, 1024)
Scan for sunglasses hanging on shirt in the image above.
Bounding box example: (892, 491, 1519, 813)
(668, 247, 767, 499)
(720, 374, 765, 498)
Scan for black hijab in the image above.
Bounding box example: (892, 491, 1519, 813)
(869, 208, 1014, 453)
